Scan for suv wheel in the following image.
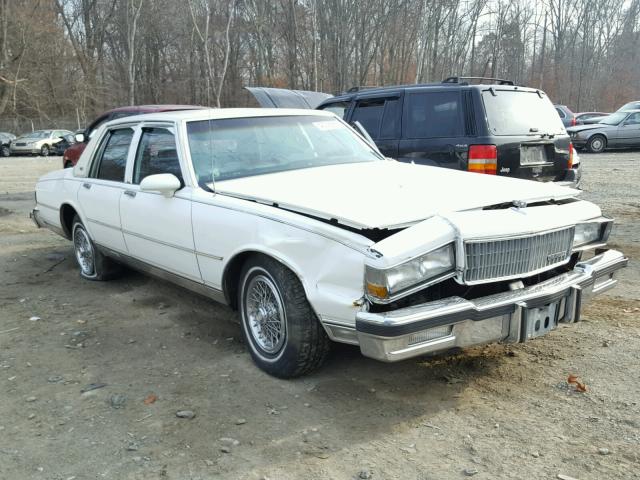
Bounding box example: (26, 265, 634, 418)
(587, 135, 606, 153)
(40, 144, 50, 157)
(238, 255, 330, 378)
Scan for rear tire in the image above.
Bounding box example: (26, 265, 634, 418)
(587, 135, 606, 153)
(238, 255, 330, 378)
(71, 215, 121, 281)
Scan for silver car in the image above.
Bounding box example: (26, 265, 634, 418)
(567, 110, 640, 153)
(10, 129, 73, 156)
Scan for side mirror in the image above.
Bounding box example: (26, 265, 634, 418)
(75, 132, 86, 143)
(139, 173, 181, 198)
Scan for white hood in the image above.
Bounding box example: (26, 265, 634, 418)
(216, 160, 578, 230)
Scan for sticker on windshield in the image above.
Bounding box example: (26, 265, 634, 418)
(312, 120, 341, 131)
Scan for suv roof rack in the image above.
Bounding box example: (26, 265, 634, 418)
(442, 76, 514, 86)
(345, 86, 378, 93)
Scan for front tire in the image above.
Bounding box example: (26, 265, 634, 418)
(71, 216, 120, 280)
(238, 255, 330, 378)
(0, 145, 9, 157)
(587, 135, 606, 153)
(40, 144, 50, 157)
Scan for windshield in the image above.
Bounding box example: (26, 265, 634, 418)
(23, 130, 51, 139)
(599, 112, 627, 125)
(187, 115, 382, 183)
(481, 90, 566, 135)
(617, 102, 640, 112)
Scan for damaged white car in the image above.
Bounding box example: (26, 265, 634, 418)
(31, 109, 627, 377)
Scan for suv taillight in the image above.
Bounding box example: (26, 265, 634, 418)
(568, 142, 574, 169)
(468, 145, 497, 175)
(571, 117, 577, 126)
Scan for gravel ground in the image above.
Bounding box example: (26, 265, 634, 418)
(0, 153, 639, 480)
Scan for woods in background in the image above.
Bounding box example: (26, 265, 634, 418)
(1, 0, 639, 131)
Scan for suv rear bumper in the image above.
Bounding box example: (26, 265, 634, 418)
(555, 163, 582, 189)
(355, 249, 627, 362)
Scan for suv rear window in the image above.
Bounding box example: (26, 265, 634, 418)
(482, 90, 565, 135)
(405, 91, 461, 138)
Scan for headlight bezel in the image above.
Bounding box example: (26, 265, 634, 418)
(365, 243, 456, 304)
(573, 217, 612, 250)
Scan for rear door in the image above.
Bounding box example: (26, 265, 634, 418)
(350, 94, 401, 158)
(78, 127, 134, 253)
(617, 112, 640, 147)
(398, 89, 464, 169)
(480, 89, 570, 182)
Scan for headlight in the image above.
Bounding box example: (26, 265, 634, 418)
(365, 244, 455, 302)
(573, 219, 611, 248)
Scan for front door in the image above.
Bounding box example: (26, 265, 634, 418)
(78, 127, 134, 253)
(119, 126, 201, 282)
(617, 112, 640, 147)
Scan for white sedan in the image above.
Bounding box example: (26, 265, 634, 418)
(31, 108, 627, 377)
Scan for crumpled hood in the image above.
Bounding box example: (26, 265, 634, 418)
(567, 124, 608, 133)
(216, 161, 579, 230)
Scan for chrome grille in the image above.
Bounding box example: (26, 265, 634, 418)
(464, 227, 575, 283)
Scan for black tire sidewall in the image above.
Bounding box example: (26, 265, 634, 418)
(0, 145, 9, 157)
(239, 264, 290, 365)
(41, 144, 49, 156)
(238, 256, 328, 377)
(72, 218, 99, 280)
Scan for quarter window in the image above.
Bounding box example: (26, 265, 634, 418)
(94, 128, 134, 182)
(320, 101, 350, 119)
(555, 107, 566, 118)
(406, 91, 461, 138)
(133, 128, 183, 185)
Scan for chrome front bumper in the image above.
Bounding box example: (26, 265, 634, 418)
(356, 249, 627, 362)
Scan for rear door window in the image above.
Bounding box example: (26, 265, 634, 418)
(133, 128, 183, 185)
(379, 98, 400, 139)
(92, 128, 134, 182)
(405, 91, 462, 138)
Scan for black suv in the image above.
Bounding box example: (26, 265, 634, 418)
(248, 77, 581, 187)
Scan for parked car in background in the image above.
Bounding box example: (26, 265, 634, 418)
(10, 129, 73, 156)
(554, 104, 577, 127)
(52, 133, 77, 156)
(567, 109, 640, 153)
(575, 112, 610, 125)
(0, 131, 16, 157)
(249, 77, 581, 187)
(31, 108, 626, 377)
(584, 101, 640, 124)
(63, 104, 204, 168)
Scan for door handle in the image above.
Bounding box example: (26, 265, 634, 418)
(123, 190, 136, 198)
(82, 182, 91, 190)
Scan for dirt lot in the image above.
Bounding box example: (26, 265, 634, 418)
(1, 153, 639, 480)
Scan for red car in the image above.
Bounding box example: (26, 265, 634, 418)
(63, 105, 204, 167)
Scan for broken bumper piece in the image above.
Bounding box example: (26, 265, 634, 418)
(355, 249, 627, 362)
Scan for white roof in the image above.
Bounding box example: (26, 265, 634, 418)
(106, 107, 335, 126)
